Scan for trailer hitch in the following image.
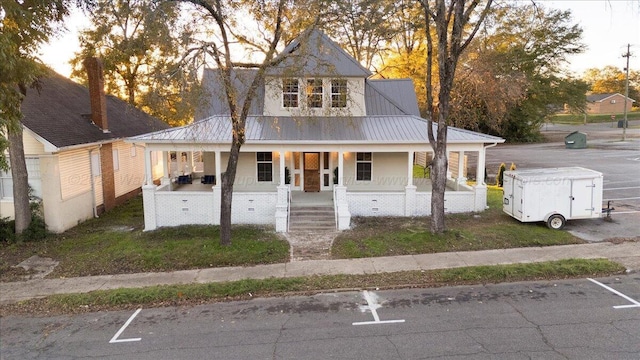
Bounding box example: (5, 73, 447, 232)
(602, 201, 615, 221)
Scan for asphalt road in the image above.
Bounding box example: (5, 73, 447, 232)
(2, 276, 639, 359)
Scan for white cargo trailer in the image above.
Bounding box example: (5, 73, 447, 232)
(502, 167, 603, 230)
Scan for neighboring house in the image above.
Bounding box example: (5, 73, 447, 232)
(0, 59, 169, 233)
(586, 93, 635, 114)
(130, 29, 505, 232)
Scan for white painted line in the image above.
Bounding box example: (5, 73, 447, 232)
(352, 290, 405, 326)
(603, 187, 640, 191)
(109, 308, 142, 343)
(587, 278, 640, 310)
(603, 197, 640, 201)
(609, 211, 640, 215)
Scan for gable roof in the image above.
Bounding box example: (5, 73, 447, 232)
(20, 72, 169, 150)
(587, 93, 636, 103)
(130, 115, 504, 145)
(266, 28, 372, 78)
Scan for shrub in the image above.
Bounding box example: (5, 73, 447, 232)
(496, 163, 506, 187)
(510, 162, 517, 171)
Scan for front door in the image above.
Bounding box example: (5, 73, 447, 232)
(304, 152, 320, 192)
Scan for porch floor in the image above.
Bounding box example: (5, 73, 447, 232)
(291, 191, 334, 206)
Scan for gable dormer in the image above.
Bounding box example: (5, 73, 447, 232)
(263, 29, 370, 117)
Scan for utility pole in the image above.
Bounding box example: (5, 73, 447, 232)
(622, 44, 631, 141)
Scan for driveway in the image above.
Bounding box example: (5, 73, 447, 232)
(485, 120, 640, 242)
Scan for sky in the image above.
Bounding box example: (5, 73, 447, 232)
(38, 0, 640, 78)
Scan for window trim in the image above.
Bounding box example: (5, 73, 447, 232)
(306, 78, 323, 108)
(355, 152, 372, 182)
(256, 152, 273, 182)
(282, 78, 299, 108)
(331, 79, 348, 108)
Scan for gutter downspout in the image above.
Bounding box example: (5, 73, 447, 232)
(89, 145, 102, 218)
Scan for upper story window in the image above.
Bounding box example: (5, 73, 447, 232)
(282, 78, 299, 108)
(306, 79, 323, 108)
(331, 79, 347, 108)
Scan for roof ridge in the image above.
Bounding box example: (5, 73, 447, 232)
(366, 79, 410, 115)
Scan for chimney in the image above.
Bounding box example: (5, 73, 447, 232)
(83, 57, 109, 133)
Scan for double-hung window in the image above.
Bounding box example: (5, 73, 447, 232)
(356, 152, 372, 181)
(257, 152, 273, 182)
(306, 79, 323, 108)
(331, 79, 347, 108)
(283, 78, 299, 108)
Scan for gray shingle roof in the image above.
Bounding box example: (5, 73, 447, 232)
(266, 28, 372, 77)
(130, 115, 504, 145)
(21, 72, 169, 149)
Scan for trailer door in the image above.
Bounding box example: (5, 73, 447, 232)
(503, 175, 514, 215)
(571, 178, 595, 218)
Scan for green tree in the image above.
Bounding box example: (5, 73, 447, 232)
(70, 0, 200, 126)
(1, 0, 88, 234)
(450, 5, 588, 141)
(419, 0, 493, 234)
(583, 65, 640, 104)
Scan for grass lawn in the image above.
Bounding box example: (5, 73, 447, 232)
(549, 111, 640, 125)
(0, 258, 624, 316)
(0, 196, 289, 281)
(332, 187, 584, 259)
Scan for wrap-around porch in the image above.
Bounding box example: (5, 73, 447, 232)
(140, 147, 490, 232)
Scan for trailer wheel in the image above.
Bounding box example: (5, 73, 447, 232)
(547, 214, 566, 230)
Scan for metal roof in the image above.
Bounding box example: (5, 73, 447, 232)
(130, 115, 505, 145)
(367, 79, 421, 116)
(266, 28, 372, 78)
(196, 69, 265, 118)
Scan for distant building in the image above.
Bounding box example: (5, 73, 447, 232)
(586, 93, 635, 114)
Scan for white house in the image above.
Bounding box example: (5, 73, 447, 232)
(0, 59, 168, 233)
(129, 29, 505, 233)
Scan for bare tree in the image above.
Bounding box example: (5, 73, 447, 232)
(419, 0, 493, 234)
(173, 0, 287, 245)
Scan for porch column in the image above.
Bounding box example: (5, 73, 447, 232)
(275, 150, 289, 232)
(215, 150, 221, 185)
(474, 147, 488, 212)
(279, 151, 286, 186)
(338, 151, 344, 186)
(334, 151, 350, 230)
(405, 151, 417, 216)
(457, 151, 466, 184)
(144, 147, 153, 185)
(160, 151, 170, 186)
(476, 148, 486, 185)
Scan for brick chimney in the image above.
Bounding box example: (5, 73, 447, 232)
(83, 57, 109, 133)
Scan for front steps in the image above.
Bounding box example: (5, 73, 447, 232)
(288, 204, 336, 231)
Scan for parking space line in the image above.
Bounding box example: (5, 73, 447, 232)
(587, 278, 640, 309)
(109, 308, 143, 343)
(353, 291, 405, 326)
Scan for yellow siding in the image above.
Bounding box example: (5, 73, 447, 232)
(59, 148, 93, 201)
(113, 141, 145, 197)
(22, 130, 45, 155)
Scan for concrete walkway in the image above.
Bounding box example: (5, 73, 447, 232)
(1, 241, 639, 305)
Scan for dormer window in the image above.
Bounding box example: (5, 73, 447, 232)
(331, 79, 347, 108)
(306, 79, 323, 108)
(282, 78, 299, 108)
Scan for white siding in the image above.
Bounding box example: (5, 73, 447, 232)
(343, 152, 408, 191)
(221, 151, 281, 192)
(263, 77, 366, 117)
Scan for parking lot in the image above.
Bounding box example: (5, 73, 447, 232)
(485, 121, 640, 241)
